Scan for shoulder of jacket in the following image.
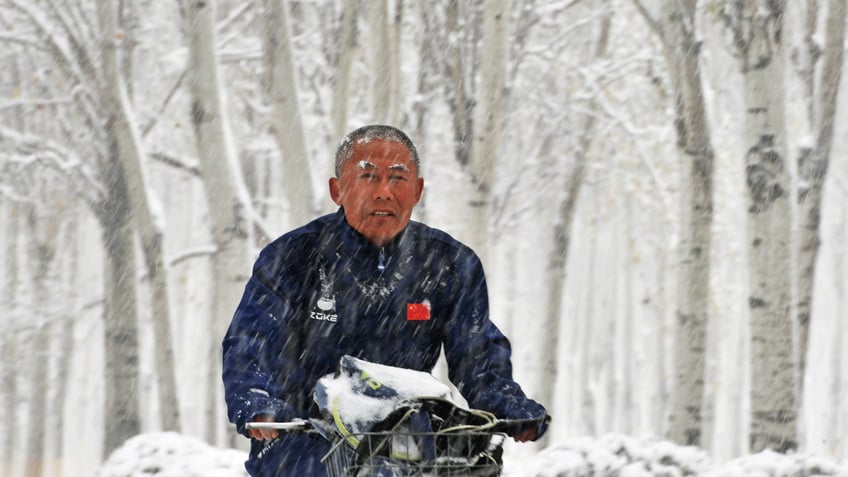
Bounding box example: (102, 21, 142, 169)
(408, 220, 476, 257)
(255, 214, 336, 269)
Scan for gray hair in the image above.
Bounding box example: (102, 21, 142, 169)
(334, 125, 421, 178)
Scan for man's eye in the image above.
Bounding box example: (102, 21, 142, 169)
(360, 173, 377, 180)
(389, 175, 408, 182)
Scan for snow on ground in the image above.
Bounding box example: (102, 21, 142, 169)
(97, 432, 848, 477)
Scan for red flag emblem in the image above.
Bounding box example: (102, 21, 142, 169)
(407, 303, 430, 321)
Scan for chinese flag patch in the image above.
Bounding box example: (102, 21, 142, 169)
(407, 303, 430, 321)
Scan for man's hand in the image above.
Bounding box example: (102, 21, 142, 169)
(513, 427, 537, 442)
(247, 414, 279, 441)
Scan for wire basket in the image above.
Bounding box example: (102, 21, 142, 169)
(322, 430, 505, 476)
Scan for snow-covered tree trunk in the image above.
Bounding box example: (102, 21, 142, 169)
(724, 0, 796, 453)
(444, 0, 475, 172)
(332, 1, 357, 138)
(368, 0, 401, 125)
(261, 0, 316, 227)
(1, 201, 19, 476)
(185, 0, 256, 444)
(538, 11, 610, 446)
(98, 155, 141, 456)
(23, 204, 60, 477)
(467, 0, 509, 266)
(795, 0, 845, 392)
(639, 0, 714, 447)
(96, 0, 181, 432)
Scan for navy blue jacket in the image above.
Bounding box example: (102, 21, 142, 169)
(222, 209, 546, 475)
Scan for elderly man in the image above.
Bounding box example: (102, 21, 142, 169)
(222, 125, 548, 476)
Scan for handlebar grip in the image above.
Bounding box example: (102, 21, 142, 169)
(245, 419, 312, 431)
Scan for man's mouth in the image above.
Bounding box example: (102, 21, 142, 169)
(372, 211, 394, 217)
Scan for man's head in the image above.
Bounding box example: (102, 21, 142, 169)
(330, 125, 424, 246)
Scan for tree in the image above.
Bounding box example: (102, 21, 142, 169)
(184, 0, 256, 444)
(721, 0, 796, 452)
(794, 0, 846, 396)
(261, 0, 316, 227)
(467, 0, 511, 265)
(96, 0, 181, 433)
(634, 0, 715, 446)
(538, 5, 613, 447)
(332, 1, 358, 138)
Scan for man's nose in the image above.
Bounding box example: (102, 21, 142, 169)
(373, 178, 393, 200)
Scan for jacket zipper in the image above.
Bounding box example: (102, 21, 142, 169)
(377, 247, 386, 272)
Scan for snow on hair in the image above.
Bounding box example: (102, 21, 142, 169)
(334, 125, 420, 177)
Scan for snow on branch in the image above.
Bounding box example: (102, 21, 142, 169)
(0, 126, 103, 206)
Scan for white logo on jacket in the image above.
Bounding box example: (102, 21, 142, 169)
(311, 266, 338, 322)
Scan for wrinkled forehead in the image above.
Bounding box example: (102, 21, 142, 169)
(343, 138, 417, 172)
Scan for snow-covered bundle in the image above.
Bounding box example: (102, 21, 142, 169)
(312, 355, 455, 439)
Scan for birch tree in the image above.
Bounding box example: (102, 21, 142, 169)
(261, 0, 316, 227)
(466, 0, 510, 266)
(333, 1, 358, 138)
(721, 0, 796, 452)
(538, 7, 612, 447)
(97, 0, 181, 432)
(367, 0, 402, 126)
(633, 0, 715, 446)
(22, 202, 62, 477)
(794, 0, 846, 391)
(185, 0, 256, 444)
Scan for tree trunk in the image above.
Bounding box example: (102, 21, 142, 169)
(729, 0, 796, 453)
(444, 0, 474, 171)
(1, 201, 19, 476)
(23, 204, 59, 477)
(261, 0, 316, 227)
(332, 1, 357, 138)
(185, 0, 256, 444)
(659, 0, 715, 448)
(795, 0, 845, 400)
(97, 0, 181, 432)
(538, 10, 610, 446)
(98, 152, 141, 456)
(467, 0, 510, 266)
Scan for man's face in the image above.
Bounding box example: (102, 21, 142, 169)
(329, 139, 424, 246)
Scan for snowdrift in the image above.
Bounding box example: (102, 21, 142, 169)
(98, 431, 848, 476)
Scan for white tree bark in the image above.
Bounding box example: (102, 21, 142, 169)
(1, 202, 19, 477)
(185, 0, 256, 444)
(795, 0, 845, 394)
(332, 1, 357, 138)
(635, 0, 715, 447)
(96, 0, 181, 433)
(538, 10, 611, 446)
(724, 0, 796, 452)
(262, 0, 316, 227)
(368, 0, 401, 125)
(98, 159, 141, 456)
(467, 0, 510, 267)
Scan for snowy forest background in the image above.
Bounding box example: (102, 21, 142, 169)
(1, 0, 847, 476)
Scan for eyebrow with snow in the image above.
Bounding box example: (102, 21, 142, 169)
(355, 160, 410, 172)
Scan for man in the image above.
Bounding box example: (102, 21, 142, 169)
(222, 125, 548, 476)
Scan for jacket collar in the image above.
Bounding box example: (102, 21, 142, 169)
(331, 207, 410, 256)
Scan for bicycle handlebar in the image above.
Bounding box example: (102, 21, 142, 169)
(245, 419, 312, 431)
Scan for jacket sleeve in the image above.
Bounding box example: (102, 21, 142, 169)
(221, 248, 297, 436)
(442, 251, 549, 436)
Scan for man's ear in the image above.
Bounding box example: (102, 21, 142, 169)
(329, 177, 342, 205)
(414, 177, 424, 204)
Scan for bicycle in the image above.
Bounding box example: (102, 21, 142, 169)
(245, 356, 546, 476)
(246, 402, 539, 476)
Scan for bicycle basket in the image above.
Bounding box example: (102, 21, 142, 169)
(322, 430, 505, 477)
